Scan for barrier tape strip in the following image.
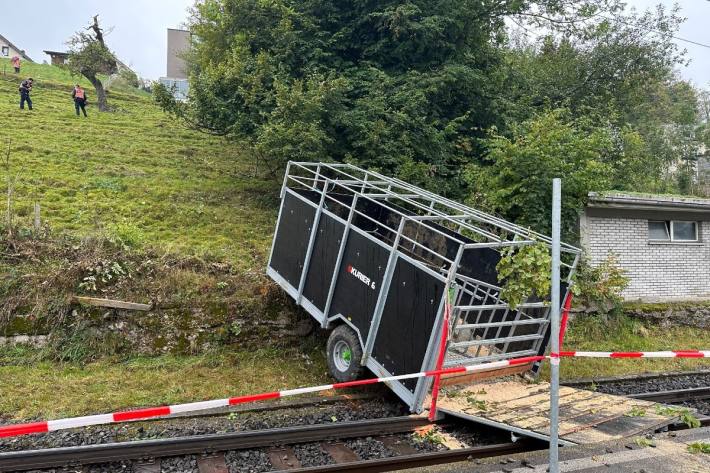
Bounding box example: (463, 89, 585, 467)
(0, 355, 544, 439)
(555, 350, 710, 359)
(1, 350, 707, 439)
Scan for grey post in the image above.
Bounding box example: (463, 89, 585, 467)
(549, 178, 562, 473)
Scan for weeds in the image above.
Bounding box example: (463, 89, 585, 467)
(625, 406, 646, 417)
(687, 441, 710, 454)
(413, 427, 445, 446)
(466, 396, 487, 411)
(654, 405, 700, 429)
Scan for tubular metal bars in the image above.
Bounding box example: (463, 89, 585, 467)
(282, 162, 581, 370)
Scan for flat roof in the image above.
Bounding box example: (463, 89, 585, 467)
(588, 191, 710, 212)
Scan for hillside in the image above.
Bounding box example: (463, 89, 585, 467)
(0, 59, 274, 265)
(0, 61, 330, 419)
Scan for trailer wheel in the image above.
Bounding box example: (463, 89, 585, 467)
(327, 325, 364, 382)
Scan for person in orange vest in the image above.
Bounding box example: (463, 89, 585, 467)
(11, 56, 21, 74)
(72, 84, 88, 117)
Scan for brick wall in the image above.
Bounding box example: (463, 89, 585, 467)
(584, 216, 710, 301)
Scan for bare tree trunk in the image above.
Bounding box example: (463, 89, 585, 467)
(87, 74, 109, 112)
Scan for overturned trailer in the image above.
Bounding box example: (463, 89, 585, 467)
(267, 162, 580, 413)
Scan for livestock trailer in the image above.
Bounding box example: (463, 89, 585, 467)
(267, 162, 580, 413)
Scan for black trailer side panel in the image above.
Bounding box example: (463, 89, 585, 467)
(302, 214, 345, 312)
(328, 231, 389, 340)
(373, 258, 445, 392)
(270, 192, 317, 288)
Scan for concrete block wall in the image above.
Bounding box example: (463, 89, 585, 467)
(585, 217, 710, 301)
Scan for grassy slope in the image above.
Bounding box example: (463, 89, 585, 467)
(0, 59, 274, 268)
(0, 60, 333, 420)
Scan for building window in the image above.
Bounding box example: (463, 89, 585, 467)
(648, 220, 699, 242)
(1, 46, 9, 57)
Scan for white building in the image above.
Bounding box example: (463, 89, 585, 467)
(581, 192, 710, 302)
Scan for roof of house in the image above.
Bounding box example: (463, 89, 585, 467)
(588, 191, 710, 212)
(0, 33, 33, 62)
(43, 50, 69, 57)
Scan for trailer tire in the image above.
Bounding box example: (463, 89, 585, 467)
(326, 325, 364, 382)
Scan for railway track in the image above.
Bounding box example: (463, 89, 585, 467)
(564, 370, 710, 427)
(0, 416, 534, 472)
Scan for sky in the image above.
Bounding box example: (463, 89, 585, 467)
(1, 0, 194, 80)
(1, 0, 708, 84)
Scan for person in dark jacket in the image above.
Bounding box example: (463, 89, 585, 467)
(72, 84, 88, 117)
(19, 78, 33, 110)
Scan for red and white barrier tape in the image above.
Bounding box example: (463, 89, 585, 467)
(2, 350, 707, 439)
(555, 350, 710, 359)
(0, 355, 544, 439)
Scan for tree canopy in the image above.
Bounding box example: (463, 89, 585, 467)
(155, 0, 706, 241)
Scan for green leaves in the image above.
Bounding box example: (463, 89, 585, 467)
(496, 242, 551, 309)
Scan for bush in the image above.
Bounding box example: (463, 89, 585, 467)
(573, 253, 629, 313)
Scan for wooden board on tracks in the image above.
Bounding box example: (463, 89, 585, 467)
(436, 377, 680, 445)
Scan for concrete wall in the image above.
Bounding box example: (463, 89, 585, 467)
(167, 29, 190, 79)
(582, 214, 710, 301)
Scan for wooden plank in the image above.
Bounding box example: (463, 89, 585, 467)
(198, 455, 229, 473)
(379, 436, 418, 455)
(322, 442, 359, 463)
(134, 462, 160, 473)
(73, 296, 152, 311)
(438, 377, 679, 445)
(267, 447, 302, 470)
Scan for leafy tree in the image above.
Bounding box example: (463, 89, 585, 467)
(157, 0, 629, 193)
(67, 16, 117, 112)
(467, 109, 619, 240)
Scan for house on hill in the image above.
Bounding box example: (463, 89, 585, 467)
(44, 50, 69, 66)
(0, 33, 33, 62)
(580, 192, 710, 302)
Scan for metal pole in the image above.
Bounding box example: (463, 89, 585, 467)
(549, 178, 561, 473)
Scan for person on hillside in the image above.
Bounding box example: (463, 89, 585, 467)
(11, 56, 20, 74)
(19, 78, 33, 110)
(72, 84, 88, 117)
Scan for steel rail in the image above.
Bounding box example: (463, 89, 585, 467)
(562, 370, 710, 388)
(628, 386, 710, 403)
(286, 442, 533, 472)
(0, 417, 429, 472)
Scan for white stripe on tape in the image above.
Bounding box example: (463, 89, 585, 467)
(573, 352, 612, 358)
(465, 360, 509, 372)
(280, 384, 335, 397)
(641, 351, 676, 358)
(48, 414, 114, 431)
(169, 398, 230, 414)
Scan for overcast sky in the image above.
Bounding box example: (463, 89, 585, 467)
(1, 0, 708, 85)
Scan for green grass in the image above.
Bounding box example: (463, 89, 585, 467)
(543, 314, 710, 380)
(0, 346, 328, 420)
(0, 58, 276, 270)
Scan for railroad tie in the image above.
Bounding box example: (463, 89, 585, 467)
(267, 446, 302, 470)
(197, 455, 230, 473)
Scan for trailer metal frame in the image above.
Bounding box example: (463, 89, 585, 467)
(267, 162, 581, 412)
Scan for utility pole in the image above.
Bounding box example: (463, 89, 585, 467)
(549, 178, 562, 473)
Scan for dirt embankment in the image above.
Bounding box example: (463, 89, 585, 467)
(0, 234, 313, 361)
